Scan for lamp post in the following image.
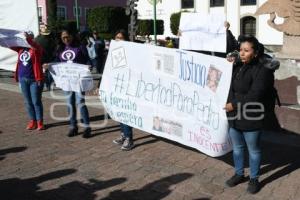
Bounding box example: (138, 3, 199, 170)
(153, 0, 157, 45)
(75, 0, 79, 30)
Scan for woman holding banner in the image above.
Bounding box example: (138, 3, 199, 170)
(111, 29, 134, 151)
(11, 31, 45, 131)
(224, 35, 274, 194)
(45, 28, 91, 138)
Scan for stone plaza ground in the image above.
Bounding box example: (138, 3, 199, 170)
(0, 71, 300, 200)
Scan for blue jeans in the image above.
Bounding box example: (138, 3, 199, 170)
(44, 69, 53, 90)
(19, 77, 43, 121)
(89, 58, 98, 70)
(229, 128, 261, 179)
(120, 123, 133, 140)
(64, 91, 90, 128)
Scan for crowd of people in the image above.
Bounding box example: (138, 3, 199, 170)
(10, 21, 280, 195)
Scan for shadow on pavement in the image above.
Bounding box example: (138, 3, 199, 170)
(91, 126, 121, 137)
(36, 177, 126, 200)
(0, 146, 27, 161)
(216, 129, 300, 190)
(0, 169, 76, 200)
(89, 114, 111, 122)
(0, 168, 127, 200)
(146, 132, 300, 192)
(259, 139, 300, 188)
(45, 115, 110, 130)
(45, 120, 69, 129)
(101, 173, 193, 200)
(133, 138, 160, 149)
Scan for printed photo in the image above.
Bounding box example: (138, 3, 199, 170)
(111, 47, 127, 68)
(152, 116, 183, 137)
(206, 65, 222, 92)
(152, 116, 163, 131)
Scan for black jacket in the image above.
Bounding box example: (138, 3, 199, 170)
(227, 59, 274, 131)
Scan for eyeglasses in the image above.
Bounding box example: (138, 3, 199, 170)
(62, 36, 70, 39)
(115, 36, 124, 40)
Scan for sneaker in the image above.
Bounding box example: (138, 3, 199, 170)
(37, 120, 45, 131)
(247, 178, 260, 194)
(68, 127, 78, 137)
(113, 133, 126, 145)
(82, 127, 92, 138)
(121, 138, 134, 151)
(225, 174, 245, 187)
(26, 120, 37, 130)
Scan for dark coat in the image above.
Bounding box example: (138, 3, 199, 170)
(227, 59, 274, 131)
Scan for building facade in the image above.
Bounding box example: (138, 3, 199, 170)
(37, 0, 127, 29)
(137, 0, 283, 45)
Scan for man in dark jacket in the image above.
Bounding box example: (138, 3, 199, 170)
(35, 24, 56, 91)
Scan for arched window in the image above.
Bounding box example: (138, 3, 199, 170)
(181, 0, 194, 9)
(210, 0, 224, 7)
(241, 0, 257, 6)
(241, 16, 256, 36)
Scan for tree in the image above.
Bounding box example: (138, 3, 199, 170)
(170, 11, 182, 35)
(47, 0, 57, 31)
(137, 19, 164, 36)
(87, 7, 129, 39)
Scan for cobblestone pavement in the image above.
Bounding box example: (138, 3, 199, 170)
(0, 83, 300, 200)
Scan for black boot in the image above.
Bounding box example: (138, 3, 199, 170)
(225, 174, 245, 187)
(82, 127, 91, 138)
(68, 127, 78, 137)
(247, 178, 260, 194)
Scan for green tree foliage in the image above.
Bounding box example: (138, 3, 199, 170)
(47, 0, 57, 31)
(87, 7, 129, 38)
(170, 11, 181, 35)
(136, 19, 164, 36)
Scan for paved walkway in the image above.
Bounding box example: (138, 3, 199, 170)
(0, 80, 300, 199)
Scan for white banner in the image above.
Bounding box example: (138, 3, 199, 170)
(100, 41, 233, 157)
(0, 0, 39, 71)
(49, 62, 94, 93)
(179, 13, 226, 53)
(0, 29, 31, 48)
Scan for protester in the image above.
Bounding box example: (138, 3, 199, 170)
(111, 29, 134, 151)
(35, 24, 56, 91)
(44, 28, 91, 138)
(165, 37, 174, 48)
(214, 21, 238, 58)
(224, 35, 274, 194)
(11, 31, 45, 131)
(92, 31, 106, 75)
(224, 21, 238, 54)
(85, 33, 98, 72)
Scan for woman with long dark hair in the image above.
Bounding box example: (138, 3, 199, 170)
(224, 35, 274, 194)
(11, 31, 45, 131)
(54, 28, 91, 138)
(111, 29, 134, 151)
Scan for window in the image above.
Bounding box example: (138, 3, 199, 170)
(241, 16, 256, 36)
(73, 6, 82, 17)
(37, 6, 43, 23)
(210, 0, 224, 7)
(85, 8, 91, 24)
(181, 0, 194, 9)
(241, 0, 256, 6)
(57, 6, 67, 20)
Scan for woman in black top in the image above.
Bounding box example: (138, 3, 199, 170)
(224, 35, 274, 194)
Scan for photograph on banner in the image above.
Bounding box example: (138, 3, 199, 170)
(49, 62, 94, 93)
(179, 13, 226, 52)
(0, 0, 39, 71)
(100, 40, 233, 157)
